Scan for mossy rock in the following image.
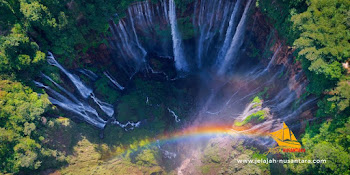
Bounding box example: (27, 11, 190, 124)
(234, 110, 267, 127)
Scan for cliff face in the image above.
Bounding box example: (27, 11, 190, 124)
(249, 8, 307, 98)
(248, 8, 315, 135)
(50, 0, 317, 135)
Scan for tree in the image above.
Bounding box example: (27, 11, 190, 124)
(292, 0, 350, 82)
(0, 78, 64, 173)
(328, 81, 350, 112)
(286, 120, 350, 175)
(0, 24, 45, 76)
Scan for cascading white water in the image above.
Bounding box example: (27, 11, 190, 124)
(47, 52, 92, 99)
(110, 0, 174, 77)
(112, 120, 141, 131)
(91, 93, 115, 117)
(161, 0, 170, 24)
(109, 0, 254, 75)
(249, 44, 283, 80)
(103, 71, 125, 90)
(217, 0, 253, 75)
(46, 53, 115, 118)
(194, 0, 236, 68)
(38, 53, 141, 130)
(217, 0, 242, 64)
(34, 81, 107, 129)
(266, 44, 282, 71)
(196, 0, 221, 67)
(169, 0, 188, 72)
(47, 54, 115, 117)
(41, 73, 81, 104)
(109, 0, 250, 74)
(128, 8, 148, 60)
(77, 69, 99, 80)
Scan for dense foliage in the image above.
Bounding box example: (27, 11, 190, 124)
(0, 0, 137, 79)
(0, 78, 66, 173)
(0, 0, 135, 173)
(260, 0, 350, 174)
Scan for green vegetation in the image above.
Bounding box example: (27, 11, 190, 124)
(259, 0, 350, 174)
(255, 87, 270, 100)
(234, 96, 267, 127)
(234, 111, 267, 127)
(43, 118, 167, 175)
(117, 78, 192, 126)
(0, 24, 45, 77)
(291, 1, 350, 173)
(258, 0, 307, 44)
(0, 0, 139, 80)
(285, 120, 350, 174)
(293, 0, 350, 95)
(0, 1, 171, 173)
(199, 139, 270, 174)
(0, 78, 66, 173)
(252, 96, 262, 108)
(95, 76, 120, 104)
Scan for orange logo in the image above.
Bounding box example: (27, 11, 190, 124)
(266, 122, 305, 154)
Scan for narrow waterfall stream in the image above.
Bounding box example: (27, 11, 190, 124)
(168, 0, 188, 72)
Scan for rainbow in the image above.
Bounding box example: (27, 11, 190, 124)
(111, 124, 271, 158)
(154, 124, 270, 145)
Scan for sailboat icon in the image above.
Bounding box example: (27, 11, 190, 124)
(270, 122, 301, 148)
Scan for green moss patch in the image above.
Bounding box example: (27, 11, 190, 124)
(234, 110, 267, 127)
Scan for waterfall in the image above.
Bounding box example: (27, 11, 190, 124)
(217, 0, 253, 75)
(217, 0, 242, 64)
(109, 0, 255, 75)
(41, 73, 81, 104)
(118, 20, 144, 63)
(161, 0, 170, 24)
(194, 0, 238, 68)
(77, 69, 99, 81)
(91, 93, 115, 117)
(103, 71, 125, 90)
(218, 1, 233, 36)
(109, 18, 147, 76)
(34, 81, 107, 129)
(250, 44, 283, 80)
(266, 44, 282, 71)
(46, 53, 114, 117)
(47, 52, 92, 99)
(40, 53, 142, 130)
(128, 8, 147, 60)
(169, 0, 189, 72)
(109, 0, 175, 76)
(196, 0, 222, 68)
